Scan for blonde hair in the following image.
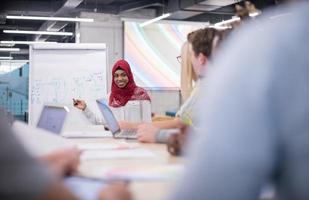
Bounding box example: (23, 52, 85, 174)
(180, 42, 197, 102)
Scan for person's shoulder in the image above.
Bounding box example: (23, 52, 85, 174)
(132, 86, 151, 101)
(134, 86, 147, 93)
(134, 86, 150, 96)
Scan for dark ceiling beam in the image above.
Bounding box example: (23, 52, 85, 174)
(0, 24, 37, 30)
(250, 0, 278, 9)
(167, 0, 245, 20)
(76, 0, 163, 15)
(186, 12, 232, 23)
(0, 1, 63, 14)
(117, 0, 163, 14)
(204, 5, 236, 15)
(166, 0, 221, 20)
(76, 4, 120, 14)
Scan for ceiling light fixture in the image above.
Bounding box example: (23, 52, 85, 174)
(0, 59, 29, 62)
(3, 30, 73, 36)
(6, 15, 94, 22)
(209, 25, 230, 30)
(1, 41, 58, 45)
(0, 56, 13, 60)
(140, 13, 171, 27)
(214, 17, 240, 27)
(215, 11, 261, 28)
(249, 12, 260, 17)
(0, 48, 20, 52)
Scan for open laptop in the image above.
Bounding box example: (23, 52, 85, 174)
(37, 105, 69, 134)
(96, 99, 137, 139)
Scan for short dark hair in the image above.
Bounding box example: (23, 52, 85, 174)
(187, 30, 196, 43)
(190, 28, 232, 58)
(190, 28, 220, 58)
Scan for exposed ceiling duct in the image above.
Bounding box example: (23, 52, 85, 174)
(167, 0, 243, 20)
(198, 0, 243, 7)
(34, 0, 84, 42)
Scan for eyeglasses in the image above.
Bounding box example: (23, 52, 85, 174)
(176, 55, 181, 63)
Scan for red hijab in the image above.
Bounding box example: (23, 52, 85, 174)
(109, 59, 150, 107)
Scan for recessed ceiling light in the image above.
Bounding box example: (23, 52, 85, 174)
(0, 56, 13, 60)
(0, 48, 20, 52)
(1, 41, 58, 45)
(140, 13, 171, 27)
(6, 15, 94, 22)
(3, 30, 73, 36)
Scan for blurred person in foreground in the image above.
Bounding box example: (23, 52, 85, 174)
(170, 1, 309, 200)
(0, 109, 130, 200)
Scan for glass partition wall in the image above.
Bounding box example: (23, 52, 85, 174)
(0, 60, 29, 122)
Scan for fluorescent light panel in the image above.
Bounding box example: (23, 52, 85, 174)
(0, 48, 20, 52)
(209, 25, 230, 30)
(0, 56, 13, 60)
(215, 17, 240, 27)
(215, 12, 261, 27)
(6, 15, 94, 22)
(3, 30, 73, 36)
(1, 41, 58, 45)
(0, 59, 28, 62)
(140, 13, 171, 27)
(249, 12, 260, 17)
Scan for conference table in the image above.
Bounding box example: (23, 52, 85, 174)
(69, 137, 184, 200)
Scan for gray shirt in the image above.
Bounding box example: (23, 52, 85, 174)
(170, 2, 309, 200)
(0, 110, 52, 200)
(155, 129, 179, 143)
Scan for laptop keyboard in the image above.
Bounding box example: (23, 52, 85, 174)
(121, 129, 136, 136)
(115, 129, 137, 139)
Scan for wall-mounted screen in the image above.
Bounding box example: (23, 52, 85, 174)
(124, 20, 205, 89)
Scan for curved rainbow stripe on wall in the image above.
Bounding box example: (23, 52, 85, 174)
(124, 20, 204, 89)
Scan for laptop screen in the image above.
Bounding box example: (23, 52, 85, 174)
(96, 99, 120, 134)
(37, 105, 68, 134)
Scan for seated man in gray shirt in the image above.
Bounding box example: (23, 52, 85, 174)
(0, 109, 79, 200)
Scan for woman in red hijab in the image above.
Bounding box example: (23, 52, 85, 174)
(73, 59, 151, 126)
(109, 59, 150, 107)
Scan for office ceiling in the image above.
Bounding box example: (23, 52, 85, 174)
(0, 0, 278, 60)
